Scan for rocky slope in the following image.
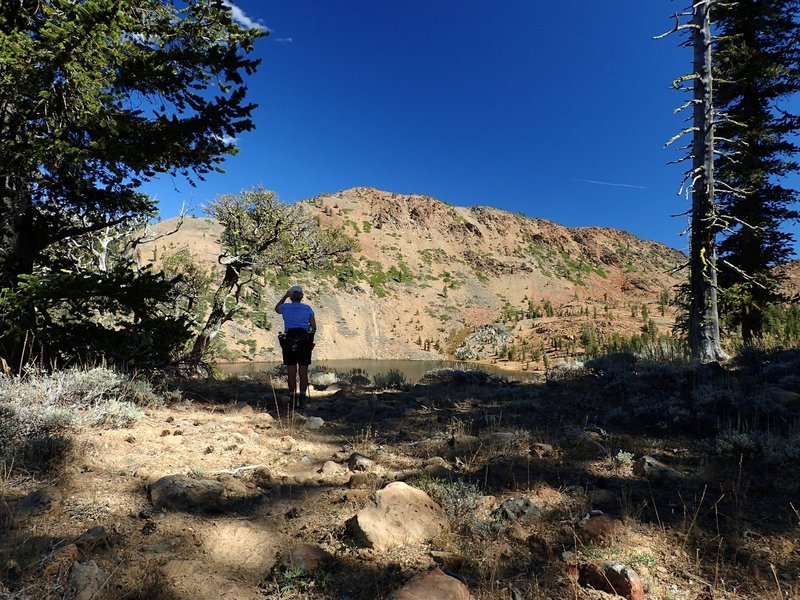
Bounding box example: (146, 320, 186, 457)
(142, 187, 686, 365)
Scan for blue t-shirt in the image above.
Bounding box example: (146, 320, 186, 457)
(278, 302, 314, 331)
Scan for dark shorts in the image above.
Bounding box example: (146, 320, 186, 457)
(279, 328, 313, 366)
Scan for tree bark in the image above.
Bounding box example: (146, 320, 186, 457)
(688, 0, 728, 363)
(189, 260, 245, 361)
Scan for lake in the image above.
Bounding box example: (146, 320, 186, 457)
(219, 359, 538, 384)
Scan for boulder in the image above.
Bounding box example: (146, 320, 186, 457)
(347, 482, 448, 550)
(633, 455, 683, 482)
(149, 474, 225, 511)
(388, 567, 470, 600)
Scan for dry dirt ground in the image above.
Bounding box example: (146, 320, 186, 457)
(1, 365, 799, 600)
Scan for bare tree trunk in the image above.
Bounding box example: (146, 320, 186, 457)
(688, 0, 727, 363)
(189, 260, 245, 361)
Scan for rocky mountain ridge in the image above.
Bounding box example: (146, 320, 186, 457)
(144, 187, 687, 367)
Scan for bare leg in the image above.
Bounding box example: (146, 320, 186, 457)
(287, 365, 298, 397)
(298, 365, 309, 396)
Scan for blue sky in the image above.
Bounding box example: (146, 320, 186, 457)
(145, 1, 798, 253)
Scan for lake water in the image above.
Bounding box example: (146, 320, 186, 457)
(219, 359, 537, 384)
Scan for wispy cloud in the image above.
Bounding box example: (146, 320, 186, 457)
(274, 37, 294, 44)
(221, 0, 269, 31)
(576, 179, 647, 190)
(214, 134, 238, 146)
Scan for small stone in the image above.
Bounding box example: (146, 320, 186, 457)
(494, 496, 542, 523)
(304, 416, 325, 429)
(578, 561, 644, 600)
(319, 461, 341, 477)
(74, 526, 110, 551)
(348, 452, 376, 472)
(231, 402, 254, 414)
(282, 544, 334, 571)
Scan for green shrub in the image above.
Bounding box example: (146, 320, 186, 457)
(372, 369, 407, 390)
(713, 430, 800, 465)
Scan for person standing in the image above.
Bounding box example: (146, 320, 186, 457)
(274, 285, 316, 409)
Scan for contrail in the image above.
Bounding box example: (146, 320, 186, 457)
(578, 179, 647, 189)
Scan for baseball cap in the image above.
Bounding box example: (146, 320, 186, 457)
(289, 285, 303, 295)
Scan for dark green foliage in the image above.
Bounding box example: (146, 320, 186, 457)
(0, 0, 265, 368)
(1, 268, 192, 369)
(188, 189, 357, 361)
(713, 0, 800, 344)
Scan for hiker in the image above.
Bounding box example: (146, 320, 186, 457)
(275, 285, 316, 408)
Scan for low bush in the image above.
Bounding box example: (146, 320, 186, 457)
(372, 369, 407, 390)
(0, 367, 167, 474)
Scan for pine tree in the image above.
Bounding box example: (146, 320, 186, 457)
(713, 0, 800, 344)
(0, 1, 265, 367)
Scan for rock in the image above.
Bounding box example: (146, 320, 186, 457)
(578, 561, 644, 600)
(133, 466, 154, 481)
(17, 486, 62, 518)
(42, 544, 81, 579)
(325, 382, 351, 393)
(319, 460, 342, 477)
(74, 526, 110, 552)
(424, 462, 452, 479)
(494, 497, 542, 523)
(217, 474, 250, 499)
(430, 551, 467, 571)
(347, 452, 376, 472)
(589, 488, 618, 509)
(348, 472, 381, 489)
(255, 411, 274, 424)
(231, 402, 254, 414)
(633, 455, 683, 482)
(310, 372, 339, 386)
(347, 482, 449, 550)
(149, 474, 225, 511)
(578, 513, 624, 544)
(387, 567, 470, 600)
(251, 468, 274, 488)
(531, 442, 555, 458)
(304, 416, 325, 429)
(566, 434, 608, 460)
(424, 456, 449, 468)
(450, 435, 480, 452)
(282, 543, 334, 571)
(69, 561, 108, 600)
